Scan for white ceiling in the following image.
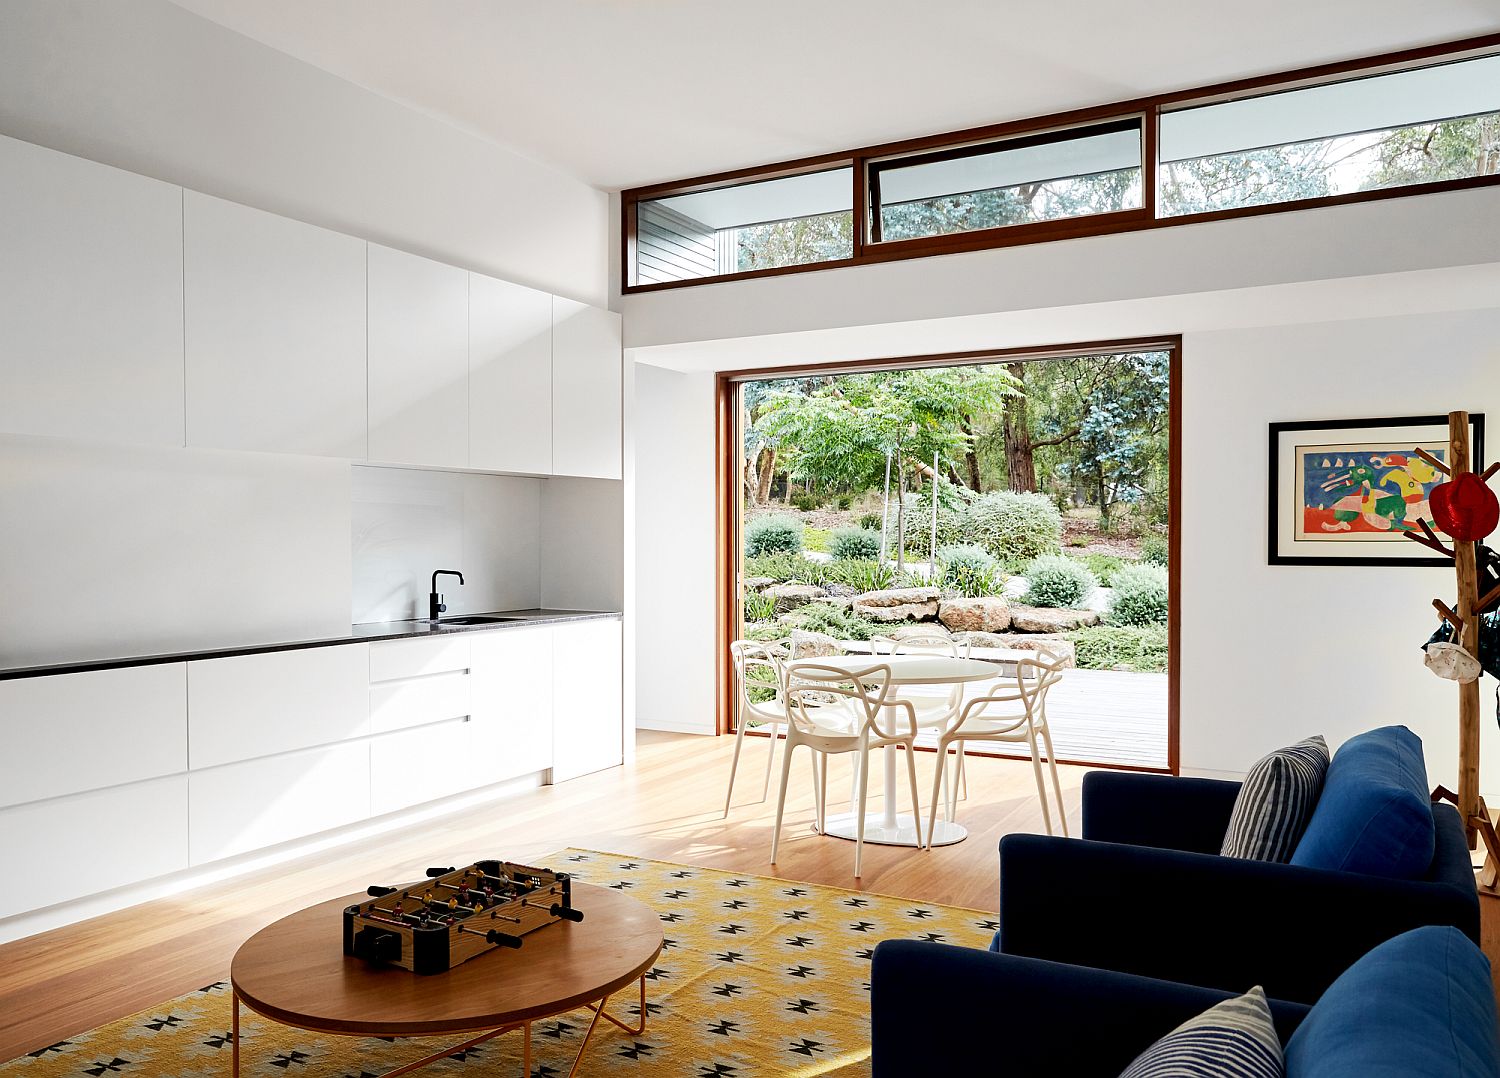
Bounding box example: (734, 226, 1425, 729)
(168, 0, 1498, 191)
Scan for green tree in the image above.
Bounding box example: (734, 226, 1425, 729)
(1362, 114, 1500, 189)
(736, 212, 852, 272)
(881, 168, 1139, 242)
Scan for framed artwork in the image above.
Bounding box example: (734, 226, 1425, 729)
(1268, 414, 1486, 566)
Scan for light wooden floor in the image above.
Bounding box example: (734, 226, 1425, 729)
(0, 730, 1084, 1061)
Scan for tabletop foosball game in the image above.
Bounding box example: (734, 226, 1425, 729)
(343, 860, 584, 974)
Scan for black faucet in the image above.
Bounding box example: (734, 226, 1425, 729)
(429, 570, 464, 622)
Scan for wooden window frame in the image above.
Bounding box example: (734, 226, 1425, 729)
(715, 336, 1183, 776)
(623, 33, 1500, 294)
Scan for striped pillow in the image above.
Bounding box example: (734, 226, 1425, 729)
(1119, 986, 1284, 1078)
(1221, 736, 1329, 862)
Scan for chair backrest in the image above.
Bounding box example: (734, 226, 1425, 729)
(784, 661, 898, 738)
(730, 639, 788, 722)
(878, 632, 972, 659)
(956, 651, 1067, 732)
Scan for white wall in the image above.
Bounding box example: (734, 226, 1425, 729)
(351, 466, 543, 624)
(1180, 308, 1500, 792)
(633, 364, 717, 733)
(0, 436, 351, 665)
(0, 0, 609, 306)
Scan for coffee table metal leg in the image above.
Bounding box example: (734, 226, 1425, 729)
(232, 990, 241, 1078)
(523, 1022, 531, 1077)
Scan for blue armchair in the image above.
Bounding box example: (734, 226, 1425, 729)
(871, 926, 1499, 1077)
(995, 767, 1479, 1004)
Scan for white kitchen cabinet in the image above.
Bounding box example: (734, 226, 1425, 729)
(184, 191, 367, 458)
(369, 672, 471, 735)
(187, 645, 370, 770)
(189, 741, 370, 864)
(550, 619, 623, 781)
(551, 298, 622, 480)
(470, 625, 553, 784)
(370, 719, 475, 815)
(0, 135, 185, 447)
(469, 274, 553, 474)
(367, 245, 470, 468)
(0, 664, 187, 810)
(0, 775, 188, 918)
(369, 636, 471, 682)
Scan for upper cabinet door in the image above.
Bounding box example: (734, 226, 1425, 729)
(367, 245, 469, 469)
(184, 192, 367, 459)
(469, 274, 552, 475)
(0, 135, 184, 447)
(551, 298, 622, 480)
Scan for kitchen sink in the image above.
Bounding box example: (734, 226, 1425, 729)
(438, 615, 526, 626)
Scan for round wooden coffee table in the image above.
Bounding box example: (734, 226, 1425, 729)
(230, 882, 662, 1077)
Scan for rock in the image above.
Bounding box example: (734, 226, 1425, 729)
(938, 597, 1011, 633)
(764, 583, 826, 614)
(889, 623, 950, 641)
(824, 583, 859, 598)
(852, 586, 941, 624)
(1008, 605, 1100, 632)
(743, 576, 775, 591)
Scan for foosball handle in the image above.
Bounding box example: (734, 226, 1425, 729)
(551, 904, 585, 923)
(425, 866, 456, 878)
(486, 930, 524, 949)
(367, 885, 397, 897)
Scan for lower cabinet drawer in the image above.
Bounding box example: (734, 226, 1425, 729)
(369, 720, 476, 816)
(370, 636, 470, 682)
(188, 742, 370, 865)
(369, 670, 470, 735)
(0, 775, 188, 919)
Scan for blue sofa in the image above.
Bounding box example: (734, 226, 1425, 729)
(995, 727, 1480, 1003)
(871, 926, 1500, 1076)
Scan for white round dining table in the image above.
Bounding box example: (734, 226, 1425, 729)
(788, 653, 1000, 848)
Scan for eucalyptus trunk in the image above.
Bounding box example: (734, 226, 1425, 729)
(1002, 361, 1037, 492)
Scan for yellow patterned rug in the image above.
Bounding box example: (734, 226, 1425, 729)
(2, 850, 996, 1077)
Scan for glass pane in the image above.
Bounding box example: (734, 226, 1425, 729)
(636, 168, 853, 283)
(876, 123, 1142, 242)
(1160, 53, 1500, 216)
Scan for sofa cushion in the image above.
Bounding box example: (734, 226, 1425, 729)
(1221, 736, 1329, 862)
(1285, 925, 1500, 1078)
(1290, 725, 1433, 879)
(1118, 985, 1283, 1078)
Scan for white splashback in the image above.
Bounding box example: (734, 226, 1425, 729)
(0, 435, 352, 665)
(351, 465, 542, 624)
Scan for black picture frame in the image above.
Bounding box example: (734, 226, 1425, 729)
(1268, 413, 1486, 566)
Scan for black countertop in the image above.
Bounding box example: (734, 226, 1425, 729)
(0, 609, 622, 681)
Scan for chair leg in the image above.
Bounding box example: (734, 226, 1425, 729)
(947, 743, 963, 821)
(1026, 727, 1053, 836)
(957, 747, 968, 803)
(1039, 721, 1069, 838)
(818, 753, 829, 834)
(723, 716, 750, 819)
(769, 739, 797, 865)
(903, 743, 924, 848)
(761, 723, 780, 802)
(854, 743, 871, 878)
(924, 741, 946, 851)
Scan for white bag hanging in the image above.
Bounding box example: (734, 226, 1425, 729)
(1425, 641, 1483, 683)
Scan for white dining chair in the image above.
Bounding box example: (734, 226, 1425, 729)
(724, 639, 790, 817)
(771, 661, 924, 877)
(923, 647, 1070, 847)
(873, 632, 972, 803)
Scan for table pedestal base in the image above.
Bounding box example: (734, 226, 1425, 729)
(232, 975, 647, 1078)
(819, 811, 967, 847)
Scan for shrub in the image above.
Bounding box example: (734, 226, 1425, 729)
(802, 526, 832, 553)
(744, 553, 828, 586)
(745, 514, 803, 556)
(1140, 532, 1170, 566)
(937, 543, 1004, 597)
(1075, 552, 1125, 587)
(961, 491, 1064, 566)
(858, 512, 883, 531)
(824, 559, 911, 593)
(1067, 625, 1169, 672)
(836, 494, 853, 510)
(790, 492, 820, 511)
(829, 527, 882, 560)
(1108, 563, 1169, 625)
(1023, 554, 1097, 609)
(784, 602, 881, 642)
(742, 590, 777, 623)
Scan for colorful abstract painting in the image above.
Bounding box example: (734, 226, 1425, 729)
(1295, 442, 1449, 540)
(1269, 415, 1486, 566)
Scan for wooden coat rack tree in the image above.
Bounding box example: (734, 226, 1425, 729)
(1404, 410, 1500, 889)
